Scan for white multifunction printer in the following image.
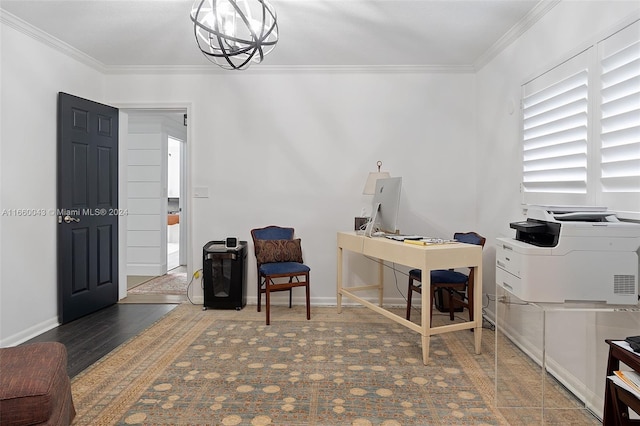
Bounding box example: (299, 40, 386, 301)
(496, 206, 640, 304)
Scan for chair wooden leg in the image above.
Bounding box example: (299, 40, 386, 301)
(265, 279, 271, 325)
(287, 277, 294, 308)
(468, 266, 478, 323)
(467, 286, 474, 322)
(305, 277, 310, 320)
(257, 277, 262, 312)
(406, 278, 414, 320)
(430, 286, 435, 326)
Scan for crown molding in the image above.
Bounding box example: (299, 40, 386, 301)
(473, 0, 560, 71)
(2, 3, 549, 76)
(1, 8, 474, 75)
(0, 9, 108, 73)
(102, 64, 476, 75)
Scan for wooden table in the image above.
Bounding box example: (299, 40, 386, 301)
(604, 339, 640, 425)
(336, 231, 483, 364)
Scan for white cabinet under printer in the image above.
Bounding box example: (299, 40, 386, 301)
(496, 206, 640, 305)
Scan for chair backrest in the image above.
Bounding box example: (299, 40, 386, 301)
(453, 232, 485, 281)
(250, 226, 301, 267)
(453, 232, 486, 247)
(251, 226, 294, 242)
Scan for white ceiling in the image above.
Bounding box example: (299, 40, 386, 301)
(0, 0, 549, 71)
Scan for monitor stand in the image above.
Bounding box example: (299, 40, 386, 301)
(364, 203, 381, 238)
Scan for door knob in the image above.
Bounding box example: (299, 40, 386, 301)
(62, 215, 80, 223)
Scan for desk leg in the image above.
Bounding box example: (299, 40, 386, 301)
(421, 267, 431, 365)
(474, 323, 482, 354)
(337, 246, 343, 314)
(422, 334, 430, 365)
(473, 265, 483, 354)
(377, 260, 384, 307)
(604, 379, 620, 426)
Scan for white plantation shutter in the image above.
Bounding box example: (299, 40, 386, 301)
(520, 19, 640, 212)
(598, 20, 640, 212)
(521, 49, 591, 206)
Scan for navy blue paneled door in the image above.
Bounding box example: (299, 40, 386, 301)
(57, 92, 119, 324)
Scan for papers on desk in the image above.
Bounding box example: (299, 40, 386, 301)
(613, 340, 638, 354)
(382, 235, 459, 244)
(609, 371, 640, 399)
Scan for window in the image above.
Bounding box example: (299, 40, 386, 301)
(521, 20, 640, 213)
(522, 50, 590, 201)
(599, 21, 640, 212)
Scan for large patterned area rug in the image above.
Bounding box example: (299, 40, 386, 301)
(128, 270, 188, 295)
(71, 305, 598, 425)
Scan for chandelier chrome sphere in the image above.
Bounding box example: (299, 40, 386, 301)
(191, 0, 279, 70)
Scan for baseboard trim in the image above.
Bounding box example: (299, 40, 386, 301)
(1, 316, 60, 347)
(127, 264, 165, 276)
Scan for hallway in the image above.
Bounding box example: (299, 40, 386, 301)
(124, 266, 189, 304)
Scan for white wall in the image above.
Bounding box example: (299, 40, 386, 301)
(126, 118, 167, 276)
(105, 71, 477, 306)
(476, 0, 640, 418)
(0, 18, 106, 344)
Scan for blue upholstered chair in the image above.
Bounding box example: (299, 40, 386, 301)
(250, 225, 311, 325)
(406, 232, 485, 324)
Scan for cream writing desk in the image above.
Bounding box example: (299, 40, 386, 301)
(336, 231, 483, 364)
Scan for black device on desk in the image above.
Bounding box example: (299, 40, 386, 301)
(626, 336, 640, 353)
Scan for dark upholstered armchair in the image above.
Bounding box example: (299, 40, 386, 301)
(0, 342, 76, 425)
(251, 225, 311, 325)
(406, 232, 486, 324)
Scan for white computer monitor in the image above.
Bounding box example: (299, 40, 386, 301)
(365, 176, 402, 236)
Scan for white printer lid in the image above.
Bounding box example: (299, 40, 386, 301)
(552, 211, 619, 222)
(526, 205, 619, 222)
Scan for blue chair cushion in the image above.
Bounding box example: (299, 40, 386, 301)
(409, 269, 468, 284)
(260, 262, 310, 276)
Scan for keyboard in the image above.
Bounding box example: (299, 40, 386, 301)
(384, 235, 424, 241)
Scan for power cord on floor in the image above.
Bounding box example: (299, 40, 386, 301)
(186, 269, 202, 306)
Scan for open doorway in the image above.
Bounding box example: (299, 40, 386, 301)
(167, 136, 183, 271)
(122, 109, 189, 302)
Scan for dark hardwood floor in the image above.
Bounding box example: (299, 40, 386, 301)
(23, 303, 178, 378)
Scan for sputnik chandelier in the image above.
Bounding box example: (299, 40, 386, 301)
(190, 0, 279, 70)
